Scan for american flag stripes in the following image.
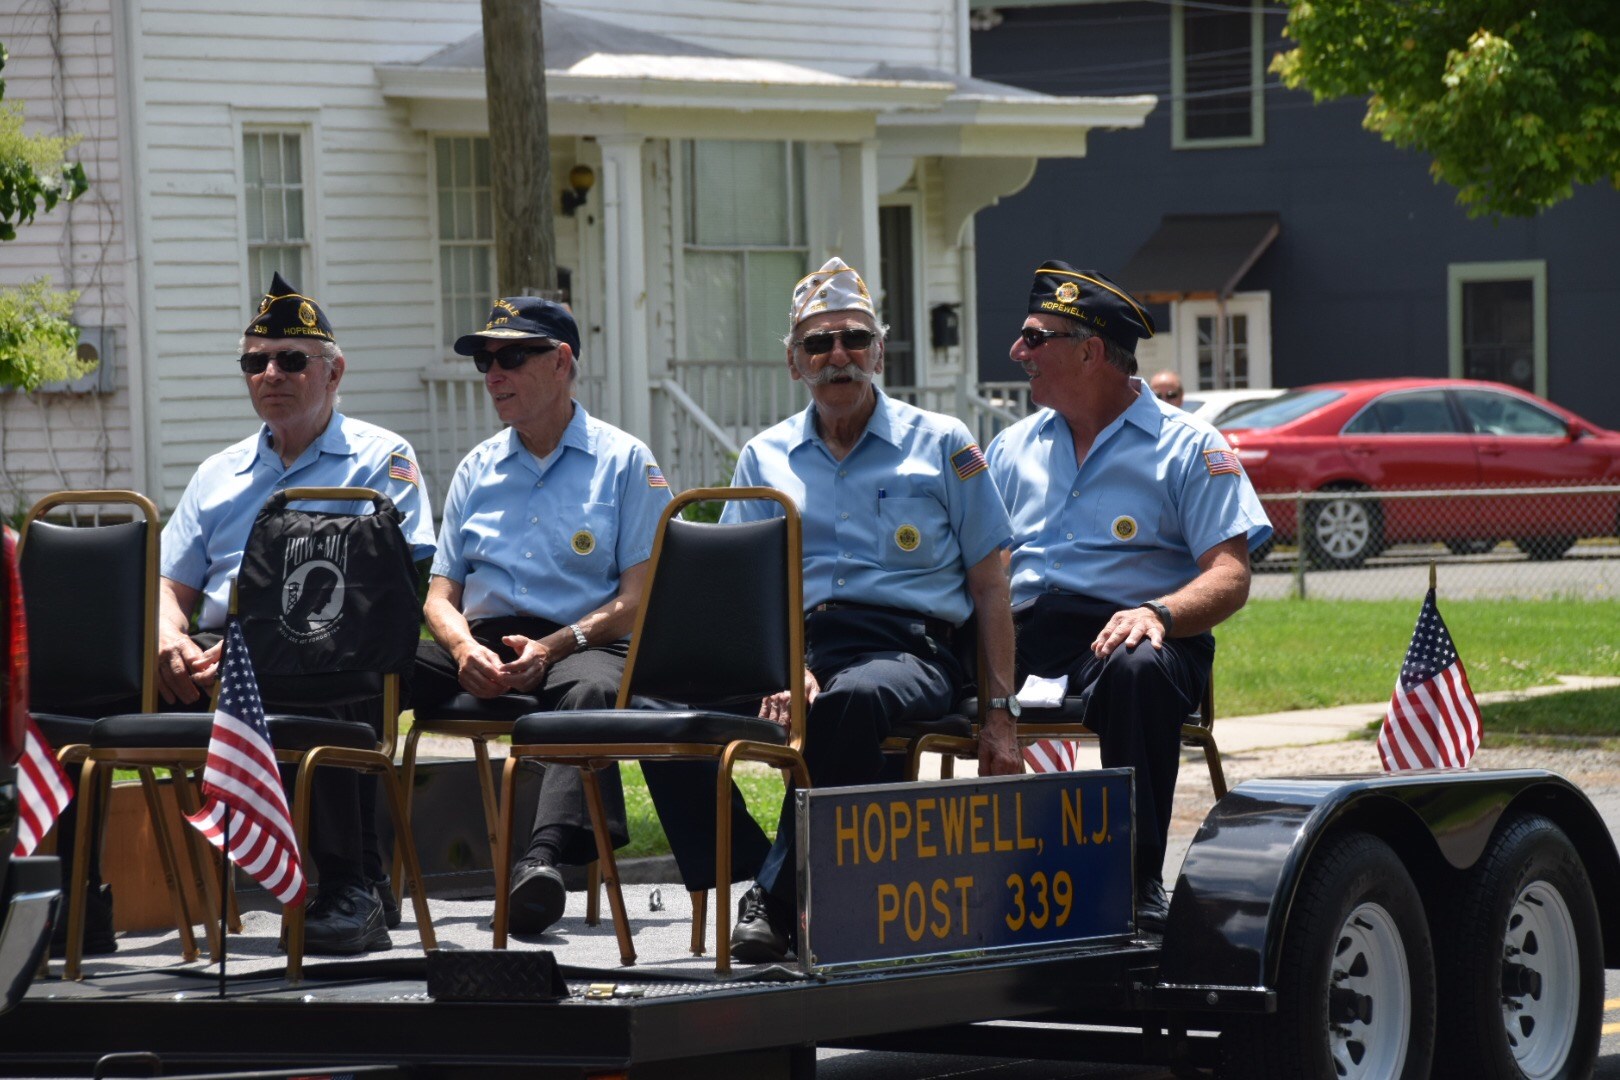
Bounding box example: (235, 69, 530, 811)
(1377, 588, 1481, 772)
(184, 620, 307, 907)
(6, 526, 73, 857)
(1022, 737, 1080, 774)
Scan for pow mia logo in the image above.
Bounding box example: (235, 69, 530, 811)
(298, 300, 317, 328)
(1054, 281, 1080, 304)
(279, 534, 348, 644)
(1111, 515, 1138, 542)
(894, 524, 921, 552)
(571, 530, 596, 556)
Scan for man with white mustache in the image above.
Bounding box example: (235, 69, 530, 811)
(707, 257, 1022, 964)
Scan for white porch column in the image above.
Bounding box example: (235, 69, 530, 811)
(836, 140, 882, 315)
(599, 135, 650, 438)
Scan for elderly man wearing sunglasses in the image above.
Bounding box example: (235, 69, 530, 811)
(985, 262, 1271, 936)
(147, 272, 436, 954)
(408, 296, 673, 936)
(661, 256, 1021, 965)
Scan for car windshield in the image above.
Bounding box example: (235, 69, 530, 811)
(1220, 389, 1345, 430)
(1209, 398, 1271, 426)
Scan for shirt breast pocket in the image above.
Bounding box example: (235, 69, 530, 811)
(877, 496, 941, 569)
(558, 501, 619, 572)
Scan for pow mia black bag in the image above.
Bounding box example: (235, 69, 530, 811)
(236, 489, 420, 680)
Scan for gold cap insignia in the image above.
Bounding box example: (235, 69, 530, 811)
(258, 295, 272, 315)
(571, 530, 596, 556)
(298, 300, 317, 327)
(1111, 515, 1138, 542)
(1054, 281, 1080, 304)
(894, 524, 921, 552)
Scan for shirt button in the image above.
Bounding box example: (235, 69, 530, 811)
(530, 516, 538, 524)
(839, 470, 848, 477)
(1071, 491, 1079, 498)
(840, 512, 849, 520)
(836, 578, 846, 586)
(1053, 561, 1063, 568)
(520, 587, 529, 595)
(841, 552, 851, 559)
(537, 481, 545, 488)
(1066, 532, 1074, 540)
(524, 551, 533, 558)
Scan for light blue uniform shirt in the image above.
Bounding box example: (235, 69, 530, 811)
(721, 390, 1011, 626)
(986, 379, 1272, 608)
(161, 412, 436, 632)
(432, 403, 671, 626)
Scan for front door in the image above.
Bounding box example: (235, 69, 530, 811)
(1173, 292, 1272, 390)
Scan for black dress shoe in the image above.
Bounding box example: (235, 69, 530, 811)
(1135, 874, 1170, 937)
(508, 860, 567, 935)
(372, 877, 401, 929)
(302, 883, 391, 955)
(729, 884, 791, 964)
(50, 882, 117, 958)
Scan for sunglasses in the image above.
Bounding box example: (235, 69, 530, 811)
(473, 342, 557, 373)
(796, 328, 875, 355)
(239, 350, 321, 375)
(1019, 327, 1088, 349)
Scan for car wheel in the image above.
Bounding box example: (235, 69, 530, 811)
(1304, 492, 1383, 570)
(1446, 539, 1498, 556)
(1513, 536, 1575, 561)
(1433, 814, 1603, 1080)
(1219, 831, 1436, 1080)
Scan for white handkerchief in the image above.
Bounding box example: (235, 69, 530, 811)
(1015, 673, 1068, 709)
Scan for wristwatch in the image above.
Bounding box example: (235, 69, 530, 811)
(1139, 600, 1174, 635)
(987, 696, 1023, 718)
(568, 623, 589, 651)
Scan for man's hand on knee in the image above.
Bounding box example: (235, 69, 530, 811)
(498, 634, 551, 694)
(1092, 606, 1165, 658)
(454, 639, 511, 698)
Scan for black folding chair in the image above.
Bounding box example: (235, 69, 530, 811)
(65, 487, 436, 982)
(491, 487, 811, 973)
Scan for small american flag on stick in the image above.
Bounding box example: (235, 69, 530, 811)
(1022, 737, 1079, 773)
(6, 527, 73, 857)
(1377, 587, 1481, 772)
(184, 620, 307, 906)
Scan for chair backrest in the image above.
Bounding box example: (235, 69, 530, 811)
(619, 487, 806, 746)
(18, 491, 159, 716)
(234, 486, 421, 751)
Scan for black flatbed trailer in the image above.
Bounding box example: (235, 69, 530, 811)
(5, 767, 1620, 1080)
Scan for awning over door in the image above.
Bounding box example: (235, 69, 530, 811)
(1119, 213, 1280, 303)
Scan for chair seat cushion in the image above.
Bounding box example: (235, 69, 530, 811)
(414, 692, 543, 724)
(510, 709, 787, 747)
(32, 713, 98, 750)
(91, 712, 376, 752)
(887, 713, 974, 740)
(960, 697, 1091, 723)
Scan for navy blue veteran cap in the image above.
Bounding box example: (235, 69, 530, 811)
(1028, 262, 1155, 354)
(246, 271, 334, 343)
(453, 296, 581, 360)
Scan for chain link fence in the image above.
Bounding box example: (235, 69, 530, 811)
(1251, 483, 1620, 600)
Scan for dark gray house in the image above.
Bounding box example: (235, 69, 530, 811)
(969, 1, 1620, 429)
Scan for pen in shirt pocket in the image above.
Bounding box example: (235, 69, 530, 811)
(878, 488, 887, 510)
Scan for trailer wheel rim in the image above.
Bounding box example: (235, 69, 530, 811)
(1329, 901, 1410, 1079)
(1501, 881, 1579, 1079)
(1314, 499, 1371, 560)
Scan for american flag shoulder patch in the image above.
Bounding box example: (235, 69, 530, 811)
(1203, 449, 1242, 477)
(388, 453, 420, 485)
(646, 464, 669, 488)
(951, 444, 988, 481)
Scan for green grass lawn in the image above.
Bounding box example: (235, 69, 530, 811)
(619, 761, 785, 861)
(1216, 598, 1620, 716)
(1358, 684, 1620, 744)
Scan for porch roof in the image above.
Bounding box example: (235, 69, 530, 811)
(377, 5, 1153, 147)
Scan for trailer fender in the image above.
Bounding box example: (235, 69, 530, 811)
(1152, 769, 1620, 1011)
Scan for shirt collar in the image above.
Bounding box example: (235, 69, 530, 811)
(1036, 379, 1163, 442)
(791, 386, 900, 452)
(498, 400, 595, 474)
(240, 411, 347, 475)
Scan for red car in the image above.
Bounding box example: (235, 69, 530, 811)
(1221, 378, 1620, 568)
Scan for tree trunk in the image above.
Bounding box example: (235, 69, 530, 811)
(481, 0, 557, 297)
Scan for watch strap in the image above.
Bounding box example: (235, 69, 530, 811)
(1139, 601, 1173, 635)
(569, 623, 589, 651)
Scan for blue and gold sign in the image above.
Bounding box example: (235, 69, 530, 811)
(797, 769, 1134, 971)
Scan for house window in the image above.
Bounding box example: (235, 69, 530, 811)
(435, 136, 496, 351)
(1195, 313, 1249, 389)
(1448, 261, 1547, 396)
(1171, 0, 1264, 148)
(681, 141, 807, 362)
(243, 131, 309, 293)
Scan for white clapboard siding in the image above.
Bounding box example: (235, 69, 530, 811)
(135, 0, 484, 508)
(0, 0, 137, 506)
(551, 0, 961, 75)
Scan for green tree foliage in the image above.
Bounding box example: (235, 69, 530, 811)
(0, 43, 89, 391)
(1273, 2, 1620, 218)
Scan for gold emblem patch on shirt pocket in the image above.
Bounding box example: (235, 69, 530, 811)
(894, 524, 921, 552)
(571, 529, 596, 556)
(1111, 515, 1138, 542)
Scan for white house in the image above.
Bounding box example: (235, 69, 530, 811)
(0, 0, 1154, 512)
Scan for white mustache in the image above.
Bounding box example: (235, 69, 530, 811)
(797, 362, 875, 387)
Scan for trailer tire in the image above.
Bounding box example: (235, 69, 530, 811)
(1219, 831, 1435, 1080)
(1433, 814, 1603, 1080)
